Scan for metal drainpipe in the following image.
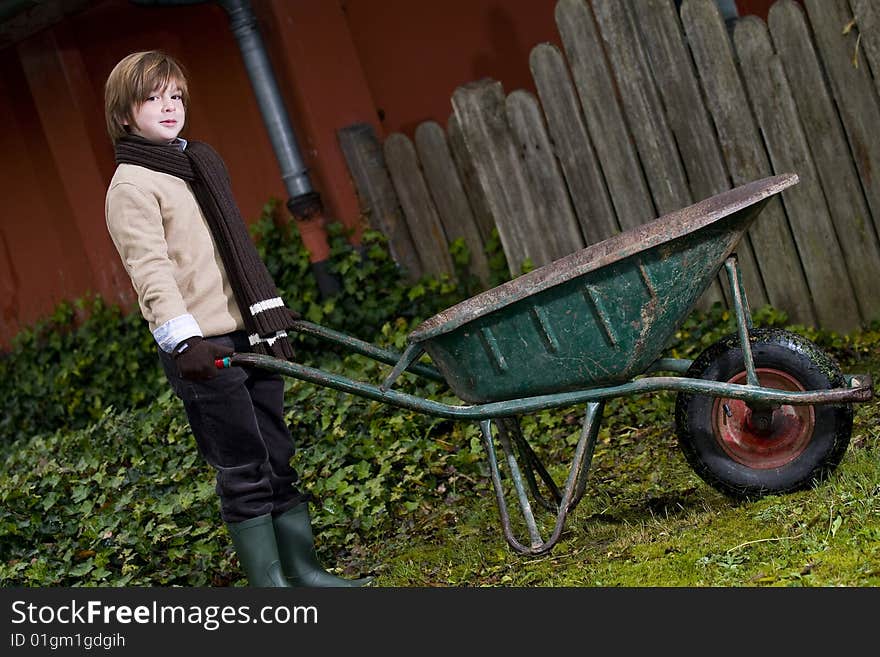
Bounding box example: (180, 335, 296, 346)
(217, 0, 340, 296)
(129, 0, 340, 297)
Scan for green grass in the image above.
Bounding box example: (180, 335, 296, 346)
(2, 303, 877, 588)
(356, 342, 880, 587)
(7, 215, 875, 588)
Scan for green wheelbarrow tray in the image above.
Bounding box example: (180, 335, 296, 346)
(223, 173, 875, 556)
(406, 172, 805, 403)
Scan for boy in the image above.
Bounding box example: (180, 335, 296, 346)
(103, 50, 370, 587)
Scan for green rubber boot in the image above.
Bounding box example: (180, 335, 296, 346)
(226, 514, 291, 587)
(273, 504, 373, 587)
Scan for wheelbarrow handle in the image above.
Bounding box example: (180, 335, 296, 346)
(211, 320, 446, 385)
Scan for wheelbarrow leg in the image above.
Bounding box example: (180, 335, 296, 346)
(497, 414, 597, 513)
(497, 417, 562, 512)
(567, 404, 603, 512)
(479, 401, 604, 555)
(724, 255, 759, 387)
(492, 422, 544, 549)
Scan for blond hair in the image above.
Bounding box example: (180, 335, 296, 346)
(104, 51, 189, 143)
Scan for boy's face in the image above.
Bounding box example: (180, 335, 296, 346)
(125, 80, 185, 144)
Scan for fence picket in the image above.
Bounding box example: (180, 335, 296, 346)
(505, 89, 585, 260)
(804, 0, 880, 242)
(414, 121, 491, 285)
(769, 0, 880, 323)
(682, 0, 814, 324)
(849, 0, 880, 95)
(636, 0, 730, 202)
(337, 123, 422, 280)
(555, 0, 655, 231)
(383, 133, 455, 278)
(735, 16, 859, 331)
(592, 0, 691, 215)
(529, 42, 619, 245)
(446, 113, 497, 249)
(451, 79, 549, 274)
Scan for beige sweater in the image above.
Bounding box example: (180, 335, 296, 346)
(105, 163, 244, 350)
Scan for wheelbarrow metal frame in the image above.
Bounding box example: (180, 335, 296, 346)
(220, 174, 874, 555)
(225, 254, 872, 555)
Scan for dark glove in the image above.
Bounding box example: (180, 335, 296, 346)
(288, 308, 302, 323)
(172, 336, 233, 381)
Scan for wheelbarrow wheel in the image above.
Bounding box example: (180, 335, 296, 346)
(674, 328, 853, 499)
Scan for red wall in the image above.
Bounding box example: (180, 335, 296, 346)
(342, 0, 562, 136)
(736, 0, 801, 20)
(0, 0, 780, 346)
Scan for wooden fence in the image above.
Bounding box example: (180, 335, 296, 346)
(338, 0, 880, 333)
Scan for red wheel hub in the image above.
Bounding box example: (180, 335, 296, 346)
(711, 368, 815, 469)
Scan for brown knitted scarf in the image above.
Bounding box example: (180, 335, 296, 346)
(115, 134, 295, 360)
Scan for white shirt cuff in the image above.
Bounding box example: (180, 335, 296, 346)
(153, 314, 203, 353)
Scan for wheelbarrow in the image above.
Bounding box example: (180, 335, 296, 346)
(219, 173, 874, 555)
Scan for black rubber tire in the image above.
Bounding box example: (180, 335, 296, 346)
(675, 328, 853, 499)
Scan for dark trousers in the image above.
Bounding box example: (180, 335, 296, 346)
(158, 331, 306, 523)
